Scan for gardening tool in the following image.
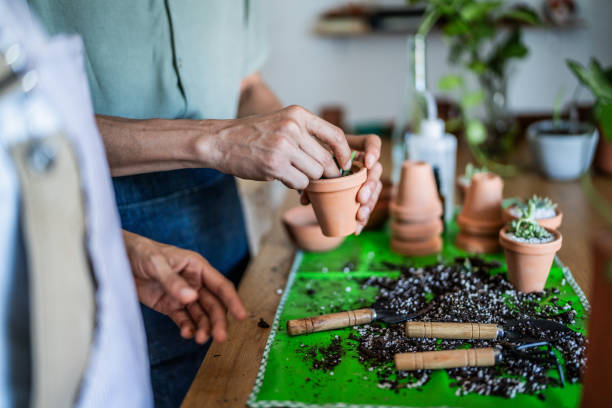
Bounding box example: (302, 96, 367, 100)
(394, 341, 566, 387)
(286, 302, 435, 336)
(403, 319, 572, 340)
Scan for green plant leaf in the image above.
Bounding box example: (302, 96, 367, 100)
(498, 7, 539, 25)
(594, 101, 612, 143)
(461, 90, 485, 110)
(438, 74, 463, 91)
(468, 60, 488, 74)
(466, 119, 487, 145)
(567, 58, 612, 103)
(459, 1, 501, 22)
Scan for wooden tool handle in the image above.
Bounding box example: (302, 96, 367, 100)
(405, 321, 499, 339)
(395, 348, 497, 371)
(286, 308, 375, 336)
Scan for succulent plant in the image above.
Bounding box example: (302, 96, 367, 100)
(527, 195, 557, 211)
(508, 202, 553, 241)
(460, 163, 488, 185)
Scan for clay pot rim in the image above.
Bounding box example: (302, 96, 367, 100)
(390, 235, 443, 255)
(389, 201, 443, 220)
(391, 218, 443, 242)
(499, 226, 562, 255)
(281, 205, 345, 252)
(503, 205, 563, 223)
(457, 212, 504, 231)
(306, 161, 367, 193)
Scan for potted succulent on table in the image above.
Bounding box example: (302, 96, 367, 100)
(456, 163, 488, 203)
(499, 202, 563, 293)
(306, 152, 367, 237)
(503, 195, 563, 230)
(567, 58, 612, 176)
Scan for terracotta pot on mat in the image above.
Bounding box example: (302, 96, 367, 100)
(391, 235, 442, 256)
(365, 178, 392, 230)
(582, 228, 612, 407)
(594, 136, 612, 175)
(499, 226, 562, 293)
(390, 160, 443, 222)
(456, 231, 500, 254)
(502, 206, 563, 230)
(391, 218, 443, 241)
(282, 205, 345, 252)
(306, 161, 367, 237)
(457, 172, 504, 235)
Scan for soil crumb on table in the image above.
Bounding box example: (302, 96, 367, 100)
(258, 318, 270, 328)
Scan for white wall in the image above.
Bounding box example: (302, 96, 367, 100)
(260, 0, 612, 126)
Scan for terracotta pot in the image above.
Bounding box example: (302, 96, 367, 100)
(390, 235, 442, 256)
(456, 231, 500, 254)
(594, 136, 612, 175)
(581, 228, 612, 408)
(306, 162, 367, 237)
(499, 226, 562, 293)
(282, 205, 345, 252)
(365, 178, 392, 230)
(502, 206, 563, 230)
(456, 179, 469, 204)
(457, 172, 504, 235)
(390, 161, 443, 222)
(391, 218, 443, 242)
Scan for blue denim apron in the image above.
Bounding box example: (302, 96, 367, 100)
(113, 168, 249, 407)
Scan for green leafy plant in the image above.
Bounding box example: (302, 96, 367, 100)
(333, 150, 357, 177)
(508, 202, 552, 240)
(459, 163, 488, 184)
(567, 58, 612, 143)
(409, 0, 539, 175)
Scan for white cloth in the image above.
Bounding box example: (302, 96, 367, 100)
(0, 0, 153, 406)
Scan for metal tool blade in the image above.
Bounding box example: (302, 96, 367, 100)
(375, 302, 435, 325)
(502, 319, 573, 341)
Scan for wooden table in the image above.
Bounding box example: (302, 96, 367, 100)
(182, 140, 612, 407)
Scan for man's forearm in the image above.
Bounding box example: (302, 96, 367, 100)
(96, 115, 224, 176)
(237, 73, 282, 117)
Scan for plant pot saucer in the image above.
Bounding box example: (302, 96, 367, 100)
(457, 212, 503, 235)
(391, 218, 443, 242)
(390, 235, 442, 256)
(389, 201, 443, 223)
(282, 205, 345, 252)
(502, 206, 563, 230)
(456, 231, 500, 254)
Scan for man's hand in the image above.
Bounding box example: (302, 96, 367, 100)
(122, 230, 247, 344)
(300, 133, 383, 235)
(198, 105, 352, 190)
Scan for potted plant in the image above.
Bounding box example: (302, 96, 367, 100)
(457, 163, 488, 203)
(567, 58, 612, 176)
(499, 202, 563, 293)
(410, 0, 539, 176)
(306, 152, 367, 237)
(503, 195, 563, 230)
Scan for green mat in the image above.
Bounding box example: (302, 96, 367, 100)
(247, 221, 589, 408)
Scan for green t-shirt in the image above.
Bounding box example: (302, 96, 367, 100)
(28, 0, 268, 120)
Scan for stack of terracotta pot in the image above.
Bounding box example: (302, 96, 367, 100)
(456, 172, 504, 253)
(389, 161, 443, 255)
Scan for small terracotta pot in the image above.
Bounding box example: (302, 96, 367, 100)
(502, 206, 563, 230)
(594, 136, 612, 175)
(365, 178, 392, 230)
(390, 161, 443, 222)
(306, 162, 367, 237)
(282, 205, 345, 252)
(390, 235, 442, 256)
(499, 226, 562, 293)
(391, 218, 443, 242)
(456, 231, 500, 254)
(457, 172, 504, 235)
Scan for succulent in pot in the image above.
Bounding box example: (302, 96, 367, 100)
(503, 195, 563, 230)
(527, 120, 598, 181)
(499, 203, 563, 293)
(305, 153, 367, 237)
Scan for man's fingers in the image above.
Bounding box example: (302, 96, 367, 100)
(288, 143, 325, 181)
(291, 107, 351, 170)
(198, 288, 228, 343)
(358, 162, 383, 205)
(347, 134, 382, 169)
(358, 179, 383, 223)
(169, 309, 196, 339)
(188, 302, 211, 344)
(277, 165, 309, 190)
(297, 136, 340, 178)
(199, 264, 247, 321)
(148, 254, 198, 304)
